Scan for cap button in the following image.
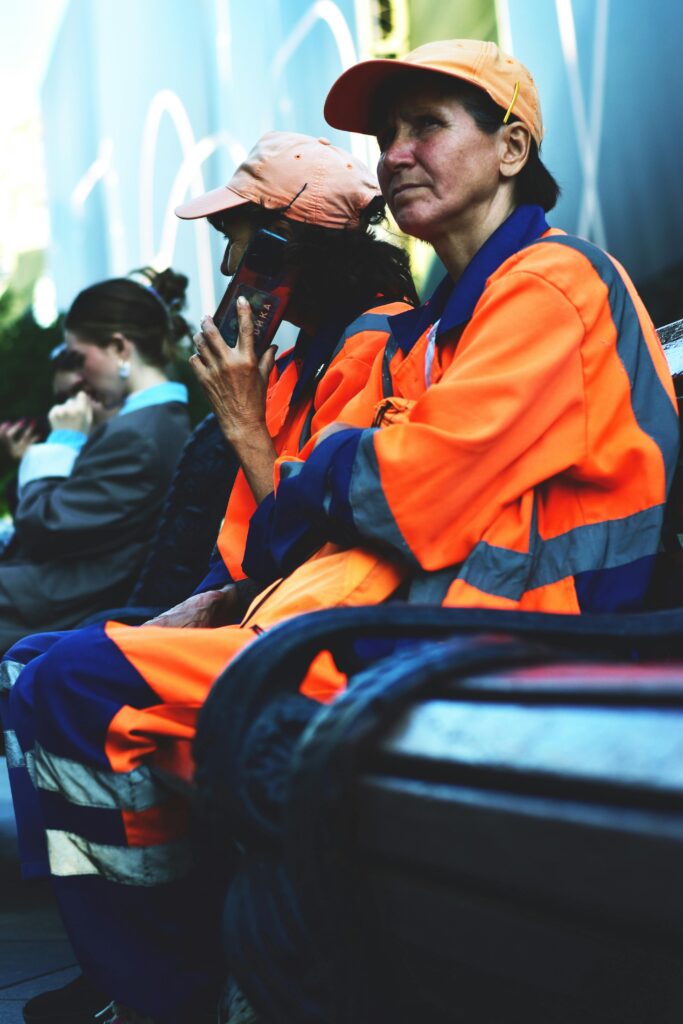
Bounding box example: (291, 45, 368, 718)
(317, 137, 331, 145)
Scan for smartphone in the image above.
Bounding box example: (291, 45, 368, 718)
(213, 229, 298, 357)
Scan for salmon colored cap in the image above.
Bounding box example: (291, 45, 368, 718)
(175, 131, 381, 228)
(324, 39, 544, 147)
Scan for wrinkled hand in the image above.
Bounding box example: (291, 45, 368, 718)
(141, 585, 240, 628)
(48, 390, 94, 435)
(189, 299, 276, 446)
(0, 419, 40, 460)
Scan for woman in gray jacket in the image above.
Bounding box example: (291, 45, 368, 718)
(0, 270, 191, 651)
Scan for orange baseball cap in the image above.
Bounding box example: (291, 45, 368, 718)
(175, 131, 381, 228)
(324, 39, 544, 146)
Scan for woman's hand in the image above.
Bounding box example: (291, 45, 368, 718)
(48, 391, 94, 435)
(0, 420, 40, 460)
(190, 299, 278, 504)
(190, 299, 276, 446)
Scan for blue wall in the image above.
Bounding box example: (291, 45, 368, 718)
(506, 0, 683, 283)
(41, 0, 366, 324)
(41, 0, 683, 323)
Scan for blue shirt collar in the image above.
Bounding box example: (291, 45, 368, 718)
(389, 204, 550, 353)
(120, 381, 188, 417)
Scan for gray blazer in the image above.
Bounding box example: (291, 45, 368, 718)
(0, 401, 190, 641)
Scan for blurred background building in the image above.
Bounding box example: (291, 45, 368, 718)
(2, 0, 683, 331)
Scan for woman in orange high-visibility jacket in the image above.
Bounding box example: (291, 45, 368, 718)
(146, 131, 416, 623)
(246, 39, 678, 620)
(5, 43, 678, 1024)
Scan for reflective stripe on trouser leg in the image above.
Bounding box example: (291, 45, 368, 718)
(0, 632, 68, 877)
(26, 622, 249, 1021)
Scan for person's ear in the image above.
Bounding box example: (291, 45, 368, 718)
(107, 332, 134, 359)
(499, 122, 532, 178)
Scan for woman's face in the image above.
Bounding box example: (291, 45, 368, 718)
(376, 86, 504, 243)
(215, 212, 259, 276)
(64, 331, 129, 406)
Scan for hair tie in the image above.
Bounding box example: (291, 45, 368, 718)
(503, 80, 520, 124)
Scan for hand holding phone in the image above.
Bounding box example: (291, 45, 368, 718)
(213, 229, 298, 357)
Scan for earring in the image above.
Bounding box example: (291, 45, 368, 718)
(118, 360, 131, 379)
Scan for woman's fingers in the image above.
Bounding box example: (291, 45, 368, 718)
(235, 297, 257, 358)
(258, 345, 277, 385)
(192, 328, 210, 364)
(189, 351, 209, 380)
(196, 315, 225, 353)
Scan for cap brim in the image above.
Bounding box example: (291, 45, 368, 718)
(174, 185, 250, 220)
(324, 58, 433, 135)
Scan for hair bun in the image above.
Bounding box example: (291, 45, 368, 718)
(133, 266, 189, 312)
(129, 266, 193, 352)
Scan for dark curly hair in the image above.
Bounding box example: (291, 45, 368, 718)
(64, 267, 193, 366)
(209, 198, 418, 316)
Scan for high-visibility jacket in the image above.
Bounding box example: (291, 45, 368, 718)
(249, 204, 679, 617)
(210, 302, 408, 582)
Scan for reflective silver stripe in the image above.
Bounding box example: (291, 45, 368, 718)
(35, 745, 167, 812)
(278, 460, 305, 484)
(409, 567, 457, 605)
(423, 320, 439, 387)
(536, 235, 679, 492)
(340, 312, 391, 338)
(45, 829, 192, 886)
(531, 503, 664, 587)
(4, 729, 26, 769)
(325, 313, 392, 381)
(349, 430, 420, 568)
(413, 503, 666, 603)
(3, 731, 37, 784)
(0, 659, 24, 692)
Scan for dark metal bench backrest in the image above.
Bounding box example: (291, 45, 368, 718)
(647, 319, 683, 606)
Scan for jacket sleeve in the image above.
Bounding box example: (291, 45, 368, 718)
(248, 271, 588, 575)
(13, 421, 164, 560)
(17, 430, 88, 492)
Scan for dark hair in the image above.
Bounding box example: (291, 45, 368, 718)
(64, 267, 192, 366)
(209, 199, 419, 316)
(50, 345, 84, 373)
(373, 71, 561, 212)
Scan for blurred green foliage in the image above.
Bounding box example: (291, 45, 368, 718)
(0, 290, 63, 515)
(0, 290, 62, 421)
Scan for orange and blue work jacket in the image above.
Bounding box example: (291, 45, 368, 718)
(195, 301, 410, 591)
(245, 204, 679, 615)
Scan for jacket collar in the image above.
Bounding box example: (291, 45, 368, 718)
(389, 204, 550, 353)
(120, 381, 188, 416)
